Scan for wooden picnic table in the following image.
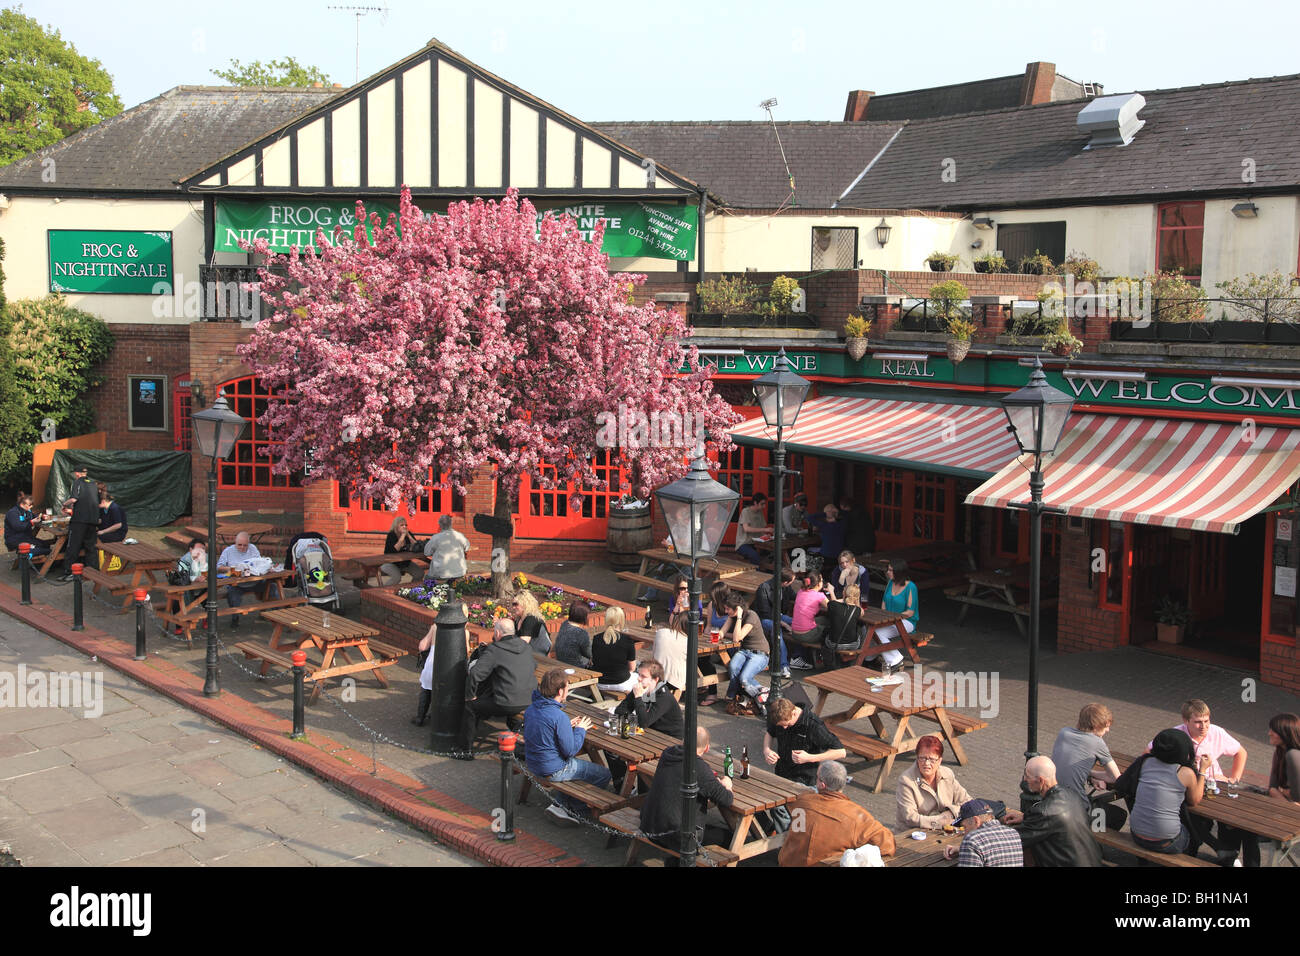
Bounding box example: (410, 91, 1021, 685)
(887, 827, 964, 867)
(865, 542, 976, 589)
(564, 698, 680, 797)
(186, 522, 276, 547)
(533, 652, 605, 702)
(946, 564, 1058, 637)
(803, 666, 987, 792)
(156, 568, 302, 645)
(252, 605, 405, 702)
(636, 749, 803, 862)
(95, 540, 178, 608)
(1113, 752, 1300, 863)
(34, 520, 69, 578)
(723, 569, 769, 596)
(619, 547, 755, 601)
(343, 551, 432, 588)
(624, 624, 742, 695)
(834, 605, 922, 666)
(753, 533, 821, 570)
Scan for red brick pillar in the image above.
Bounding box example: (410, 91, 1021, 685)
(859, 295, 902, 336)
(1056, 520, 1127, 654)
(970, 295, 1016, 343)
(654, 291, 691, 319)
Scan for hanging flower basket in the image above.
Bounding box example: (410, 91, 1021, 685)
(946, 339, 971, 363)
(846, 336, 869, 360)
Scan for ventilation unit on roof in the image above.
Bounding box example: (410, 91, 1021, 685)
(1077, 92, 1145, 148)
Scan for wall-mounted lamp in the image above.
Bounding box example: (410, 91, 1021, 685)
(971, 238, 985, 250)
(1231, 202, 1259, 219)
(875, 218, 892, 247)
(0, 194, 9, 210)
(973, 216, 995, 230)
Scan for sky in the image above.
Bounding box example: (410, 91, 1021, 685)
(23, 0, 1300, 122)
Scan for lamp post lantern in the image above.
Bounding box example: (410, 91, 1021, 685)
(655, 457, 740, 868)
(192, 392, 247, 697)
(751, 347, 810, 701)
(999, 357, 1073, 759)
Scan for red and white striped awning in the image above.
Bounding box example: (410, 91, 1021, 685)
(966, 414, 1300, 533)
(729, 395, 1020, 478)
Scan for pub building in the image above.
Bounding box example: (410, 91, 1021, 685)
(3, 42, 1300, 690)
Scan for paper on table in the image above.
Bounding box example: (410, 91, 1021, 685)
(868, 675, 905, 687)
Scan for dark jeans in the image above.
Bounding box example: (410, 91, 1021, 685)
(65, 521, 97, 572)
(458, 698, 522, 749)
(1133, 826, 1191, 855)
(9, 540, 50, 558)
(225, 582, 261, 608)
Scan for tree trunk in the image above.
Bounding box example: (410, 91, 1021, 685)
(490, 482, 516, 599)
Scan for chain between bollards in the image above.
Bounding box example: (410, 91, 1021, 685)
(496, 732, 517, 842)
(133, 588, 148, 661)
(70, 563, 84, 630)
(291, 650, 307, 738)
(18, 543, 31, 606)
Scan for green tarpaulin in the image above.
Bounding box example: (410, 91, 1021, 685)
(47, 450, 192, 528)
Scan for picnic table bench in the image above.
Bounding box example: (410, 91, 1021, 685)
(599, 805, 740, 867)
(532, 653, 605, 702)
(184, 522, 276, 547)
(95, 540, 181, 609)
(945, 563, 1059, 637)
(865, 542, 976, 590)
(340, 551, 431, 588)
(621, 548, 754, 601)
(1090, 827, 1216, 867)
(828, 606, 927, 666)
(753, 533, 821, 570)
(33, 520, 69, 578)
(887, 828, 964, 867)
(156, 568, 304, 645)
(624, 623, 742, 697)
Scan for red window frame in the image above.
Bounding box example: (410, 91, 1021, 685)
(217, 376, 301, 490)
(514, 449, 627, 540)
(1155, 201, 1204, 281)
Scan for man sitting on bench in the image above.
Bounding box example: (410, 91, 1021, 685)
(217, 532, 269, 630)
(458, 618, 534, 757)
(638, 726, 734, 862)
(523, 667, 612, 824)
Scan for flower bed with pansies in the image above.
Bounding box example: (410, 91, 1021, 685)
(359, 572, 646, 654)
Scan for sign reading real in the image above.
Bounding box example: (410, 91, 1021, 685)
(214, 200, 400, 254)
(48, 230, 173, 295)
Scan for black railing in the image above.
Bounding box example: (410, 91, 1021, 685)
(198, 264, 263, 321)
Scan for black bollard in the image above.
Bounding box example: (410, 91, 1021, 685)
(133, 588, 148, 661)
(429, 601, 469, 753)
(70, 563, 84, 630)
(496, 732, 517, 842)
(291, 650, 306, 737)
(18, 543, 31, 606)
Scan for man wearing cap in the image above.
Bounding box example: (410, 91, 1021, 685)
(60, 464, 99, 581)
(943, 799, 1024, 867)
(781, 493, 810, 536)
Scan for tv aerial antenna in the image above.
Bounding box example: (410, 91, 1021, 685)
(328, 4, 390, 85)
(759, 97, 796, 202)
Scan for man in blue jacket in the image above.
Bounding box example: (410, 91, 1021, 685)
(523, 668, 612, 824)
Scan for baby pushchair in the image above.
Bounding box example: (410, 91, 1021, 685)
(285, 531, 340, 610)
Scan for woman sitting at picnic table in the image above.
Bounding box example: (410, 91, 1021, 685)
(1267, 713, 1300, 806)
(512, 590, 551, 656)
(787, 571, 831, 670)
(897, 735, 1017, 830)
(97, 485, 127, 544)
(871, 561, 918, 672)
(1117, 728, 1208, 856)
(4, 492, 49, 557)
(720, 589, 769, 717)
(653, 610, 690, 695)
(832, 550, 867, 600)
(380, 517, 424, 587)
(592, 606, 638, 694)
(822, 583, 864, 658)
(707, 580, 731, 632)
(554, 602, 594, 669)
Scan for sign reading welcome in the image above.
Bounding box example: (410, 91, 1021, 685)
(214, 200, 400, 253)
(48, 230, 173, 295)
(537, 202, 698, 261)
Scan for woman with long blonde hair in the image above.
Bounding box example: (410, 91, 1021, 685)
(592, 606, 638, 694)
(511, 589, 551, 656)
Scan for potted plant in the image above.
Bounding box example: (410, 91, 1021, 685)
(1058, 251, 1101, 285)
(926, 251, 958, 272)
(1149, 271, 1210, 340)
(1106, 275, 1158, 341)
(1215, 271, 1300, 343)
(1154, 596, 1192, 644)
(843, 313, 872, 360)
(973, 253, 1008, 274)
(1019, 251, 1054, 275)
(946, 317, 977, 363)
(1043, 325, 1083, 359)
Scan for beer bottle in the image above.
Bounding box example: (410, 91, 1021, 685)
(723, 746, 735, 779)
(645, 604, 652, 628)
(619, 714, 630, 739)
(740, 745, 750, 779)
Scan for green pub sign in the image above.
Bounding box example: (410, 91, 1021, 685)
(48, 230, 173, 295)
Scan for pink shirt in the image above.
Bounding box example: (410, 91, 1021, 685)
(1147, 723, 1242, 780)
(792, 589, 828, 633)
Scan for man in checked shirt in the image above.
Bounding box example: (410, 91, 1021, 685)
(944, 799, 1024, 867)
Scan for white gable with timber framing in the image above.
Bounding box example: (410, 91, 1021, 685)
(181, 39, 702, 200)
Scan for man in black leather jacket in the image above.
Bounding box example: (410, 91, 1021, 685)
(1018, 755, 1104, 866)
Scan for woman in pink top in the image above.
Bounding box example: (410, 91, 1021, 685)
(787, 571, 831, 669)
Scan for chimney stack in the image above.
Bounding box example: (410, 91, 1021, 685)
(1019, 62, 1057, 106)
(844, 90, 875, 122)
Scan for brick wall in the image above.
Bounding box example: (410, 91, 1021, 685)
(1261, 639, 1300, 694)
(866, 270, 1051, 299)
(1056, 520, 1126, 653)
(89, 324, 190, 450)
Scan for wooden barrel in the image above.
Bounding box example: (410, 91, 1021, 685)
(606, 503, 653, 568)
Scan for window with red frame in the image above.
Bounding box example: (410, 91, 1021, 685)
(1156, 201, 1204, 281)
(218, 376, 301, 489)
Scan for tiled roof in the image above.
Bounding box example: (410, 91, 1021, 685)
(837, 74, 1300, 211)
(591, 121, 902, 208)
(0, 86, 341, 192)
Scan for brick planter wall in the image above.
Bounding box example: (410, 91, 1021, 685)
(358, 573, 647, 653)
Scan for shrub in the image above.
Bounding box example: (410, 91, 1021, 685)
(4, 295, 115, 486)
(974, 253, 1008, 273)
(766, 275, 801, 314)
(947, 318, 977, 340)
(929, 279, 969, 320)
(1019, 251, 1054, 274)
(696, 275, 762, 315)
(1057, 251, 1101, 284)
(1146, 271, 1207, 322)
(1215, 271, 1300, 323)
(843, 314, 873, 337)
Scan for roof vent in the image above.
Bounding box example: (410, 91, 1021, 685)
(1077, 93, 1145, 148)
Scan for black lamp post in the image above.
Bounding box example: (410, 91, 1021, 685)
(655, 456, 739, 868)
(192, 392, 247, 697)
(999, 357, 1073, 759)
(751, 347, 810, 700)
